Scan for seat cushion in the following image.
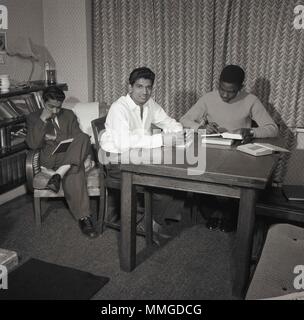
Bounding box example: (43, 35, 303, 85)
(33, 167, 100, 190)
(246, 223, 304, 299)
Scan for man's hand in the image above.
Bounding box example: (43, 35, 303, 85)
(40, 107, 53, 123)
(205, 122, 220, 134)
(84, 155, 95, 172)
(236, 128, 254, 144)
(45, 133, 57, 141)
(162, 131, 184, 147)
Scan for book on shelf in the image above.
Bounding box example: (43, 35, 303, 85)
(283, 185, 304, 201)
(0, 101, 19, 119)
(8, 93, 40, 115)
(6, 100, 24, 117)
(33, 91, 44, 109)
(237, 143, 289, 156)
(0, 127, 6, 149)
(8, 96, 31, 115)
(52, 138, 74, 155)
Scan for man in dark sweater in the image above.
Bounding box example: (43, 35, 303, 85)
(26, 86, 98, 238)
(181, 65, 278, 232)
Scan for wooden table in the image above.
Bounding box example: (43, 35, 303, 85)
(119, 137, 280, 298)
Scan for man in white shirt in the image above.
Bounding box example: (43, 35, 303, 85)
(99, 67, 183, 236)
(100, 68, 182, 153)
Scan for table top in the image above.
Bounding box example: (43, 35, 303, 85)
(119, 136, 282, 189)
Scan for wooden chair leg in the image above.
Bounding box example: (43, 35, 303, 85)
(144, 190, 153, 246)
(97, 187, 108, 234)
(34, 196, 42, 229)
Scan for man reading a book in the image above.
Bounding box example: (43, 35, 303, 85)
(180, 64, 278, 231)
(25, 86, 98, 238)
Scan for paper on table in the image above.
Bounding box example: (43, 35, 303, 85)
(253, 143, 289, 153)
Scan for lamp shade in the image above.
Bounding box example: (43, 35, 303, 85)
(6, 37, 38, 60)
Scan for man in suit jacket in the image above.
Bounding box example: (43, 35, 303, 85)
(26, 86, 98, 238)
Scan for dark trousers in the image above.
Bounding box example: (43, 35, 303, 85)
(41, 132, 91, 220)
(105, 163, 177, 225)
(197, 194, 239, 221)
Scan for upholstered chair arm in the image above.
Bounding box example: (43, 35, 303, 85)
(25, 149, 41, 193)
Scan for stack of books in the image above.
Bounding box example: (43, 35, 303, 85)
(0, 92, 44, 120)
(201, 132, 243, 146)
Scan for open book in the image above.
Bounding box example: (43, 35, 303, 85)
(202, 137, 234, 146)
(201, 132, 243, 146)
(52, 138, 74, 155)
(237, 143, 289, 156)
(201, 132, 243, 140)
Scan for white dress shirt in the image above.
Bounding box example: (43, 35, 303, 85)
(100, 94, 182, 153)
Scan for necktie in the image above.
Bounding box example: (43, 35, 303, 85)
(51, 117, 60, 135)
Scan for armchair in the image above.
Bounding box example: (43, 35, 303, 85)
(25, 102, 104, 228)
(25, 149, 102, 228)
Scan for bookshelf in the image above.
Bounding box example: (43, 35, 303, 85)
(0, 81, 68, 194)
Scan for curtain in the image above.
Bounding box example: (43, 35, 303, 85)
(92, 0, 304, 183)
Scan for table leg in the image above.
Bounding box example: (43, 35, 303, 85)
(232, 188, 256, 298)
(120, 171, 137, 271)
(144, 190, 153, 246)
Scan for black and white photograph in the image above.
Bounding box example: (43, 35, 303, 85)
(0, 32, 6, 52)
(0, 0, 304, 308)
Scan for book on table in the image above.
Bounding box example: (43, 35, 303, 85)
(52, 138, 74, 155)
(237, 143, 289, 156)
(201, 132, 242, 146)
(201, 132, 243, 140)
(202, 137, 234, 146)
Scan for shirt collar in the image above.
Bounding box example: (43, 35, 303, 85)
(126, 94, 150, 111)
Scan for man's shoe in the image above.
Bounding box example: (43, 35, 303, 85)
(153, 221, 172, 239)
(79, 216, 98, 238)
(206, 217, 219, 230)
(219, 218, 236, 233)
(46, 174, 61, 193)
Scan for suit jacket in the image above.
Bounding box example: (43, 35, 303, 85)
(26, 108, 83, 168)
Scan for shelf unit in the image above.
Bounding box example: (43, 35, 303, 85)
(0, 81, 68, 194)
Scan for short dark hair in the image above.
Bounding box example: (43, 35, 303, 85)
(220, 65, 245, 87)
(129, 67, 155, 86)
(42, 86, 65, 102)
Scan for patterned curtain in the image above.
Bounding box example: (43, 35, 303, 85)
(92, 0, 304, 183)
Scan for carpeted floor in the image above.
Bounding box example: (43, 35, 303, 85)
(0, 193, 241, 300)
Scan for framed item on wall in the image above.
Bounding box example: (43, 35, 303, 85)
(0, 32, 7, 52)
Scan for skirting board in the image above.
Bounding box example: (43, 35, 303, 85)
(0, 184, 27, 206)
